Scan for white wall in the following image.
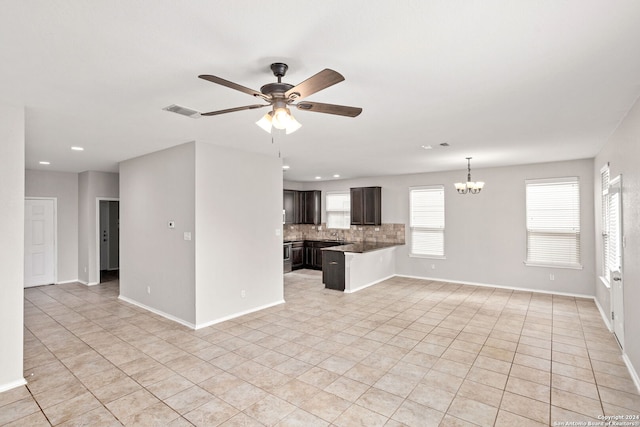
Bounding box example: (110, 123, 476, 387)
(78, 171, 119, 284)
(0, 105, 25, 391)
(25, 170, 78, 283)
(594, 95, 640, 382)
(195, 142, 283, 327)
(296, 159, 595, 296)
(119, 143, 196, 324)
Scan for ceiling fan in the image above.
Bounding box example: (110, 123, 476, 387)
(198, 63, 362, 134)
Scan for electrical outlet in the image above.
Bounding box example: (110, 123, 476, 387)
(184, 232, 192, 241)
(84, 266, 87, 273)
(431, 264, 436, 270)
(241, 290, 246, 298)
(549, 274, 555, 281)
(147, 286, 151, 294)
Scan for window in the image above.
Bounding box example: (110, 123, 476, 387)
(326, 191, 350, 229)
(525, 177, 581, 268)
(601, 165, 611, 282)
(410, 186, 445, 257)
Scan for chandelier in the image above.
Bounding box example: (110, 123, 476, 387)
(454, 157, 485, 194)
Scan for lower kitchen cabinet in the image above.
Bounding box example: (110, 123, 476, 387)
(302, 241, 343, 270)
(322, 251, 345, 291)
(291, 242, 304, 270)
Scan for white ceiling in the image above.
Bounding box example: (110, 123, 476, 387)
(3, 1, 640, 182)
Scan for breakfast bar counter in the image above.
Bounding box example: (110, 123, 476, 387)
(322, 243, 403, 293)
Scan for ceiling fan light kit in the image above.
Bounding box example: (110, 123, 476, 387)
(455, 157, 485, 194)
(197, 62, 362, 135)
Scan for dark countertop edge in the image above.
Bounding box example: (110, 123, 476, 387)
(284, 239, 352, 244)
(322, 243, 405, 254)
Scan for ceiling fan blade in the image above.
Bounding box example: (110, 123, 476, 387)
(295, 101, 362, 117)
(285, 69, 345, 100)
(198, 75, 267, 99)
(201, 104, 269, 116)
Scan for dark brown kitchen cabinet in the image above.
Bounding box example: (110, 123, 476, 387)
(300, 190, 321, 225)
(283, 190, 321, 225)
(283, 190, 298, 224)
(291, 241, 304, 270)
(303, 240, 342, 270)
(323, 250, 345, 291)
(351, 186, 381, 226)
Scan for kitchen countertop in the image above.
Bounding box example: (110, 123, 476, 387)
(322, 242, 404, 253)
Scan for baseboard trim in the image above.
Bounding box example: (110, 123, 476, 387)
(55, 279, 80, 285)
(622, 353, 640, 394)
(345, 275, 395, 294)
(594, 296, 612, 331)
(194, 300, 286, 330)
(118, 295, 196, 329)
(0, 378, 27, 393)
(394, 274, 594, 299)
(77, 280, 99, 286)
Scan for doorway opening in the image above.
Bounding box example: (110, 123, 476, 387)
(98, 199, 119, 284)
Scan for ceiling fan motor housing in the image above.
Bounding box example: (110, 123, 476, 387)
(260, 82, 294, 97)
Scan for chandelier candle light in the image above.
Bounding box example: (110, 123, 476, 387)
(455, 157, 485, 194)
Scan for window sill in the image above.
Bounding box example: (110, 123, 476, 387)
(410, 254, 446, 260)
(524, 261, 583, 270)
(599, 276, 611, 289)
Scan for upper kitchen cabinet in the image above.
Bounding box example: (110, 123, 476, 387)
(283, 190, 297, 224)
(300, 190, 321, 225)
(351, 186, 381, 226)
(283, 189, 321, 225)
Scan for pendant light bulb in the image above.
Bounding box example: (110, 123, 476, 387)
(272, 107, 291, 130)
(256, 112, 273, 133)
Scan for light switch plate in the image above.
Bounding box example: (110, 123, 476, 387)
(184, 232, 191, 241)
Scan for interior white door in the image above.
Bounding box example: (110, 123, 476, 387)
(24, 198, 55, 287)
(609, 176, 624, 348)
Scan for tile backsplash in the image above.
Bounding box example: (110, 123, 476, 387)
(284, 223, 405, 244)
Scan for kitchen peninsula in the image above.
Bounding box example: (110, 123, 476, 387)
(322, 242, 403, 293)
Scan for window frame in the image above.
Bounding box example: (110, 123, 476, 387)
(325, 191, 351, 230)
(524, 176, 582, 269)
(409, 185, 446, 259)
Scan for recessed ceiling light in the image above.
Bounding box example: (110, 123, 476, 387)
(39, 161, 50, 165)
(282, 165, 290, 170)
(333, 174, 340, 178)
(315, 176, 321, 180)
(71, 146, 84, 151)
(421, 145, 433, 150)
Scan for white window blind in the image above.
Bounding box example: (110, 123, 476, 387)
(410, 186, 445, 257)
(601, 166, 611, 281)
(525, 177, 581, 267)
(326, 191, 350, 229)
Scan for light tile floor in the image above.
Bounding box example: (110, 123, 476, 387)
(1, 270, 639, 426)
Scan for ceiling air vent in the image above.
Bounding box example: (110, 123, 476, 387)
(163, 104, 201, 118)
